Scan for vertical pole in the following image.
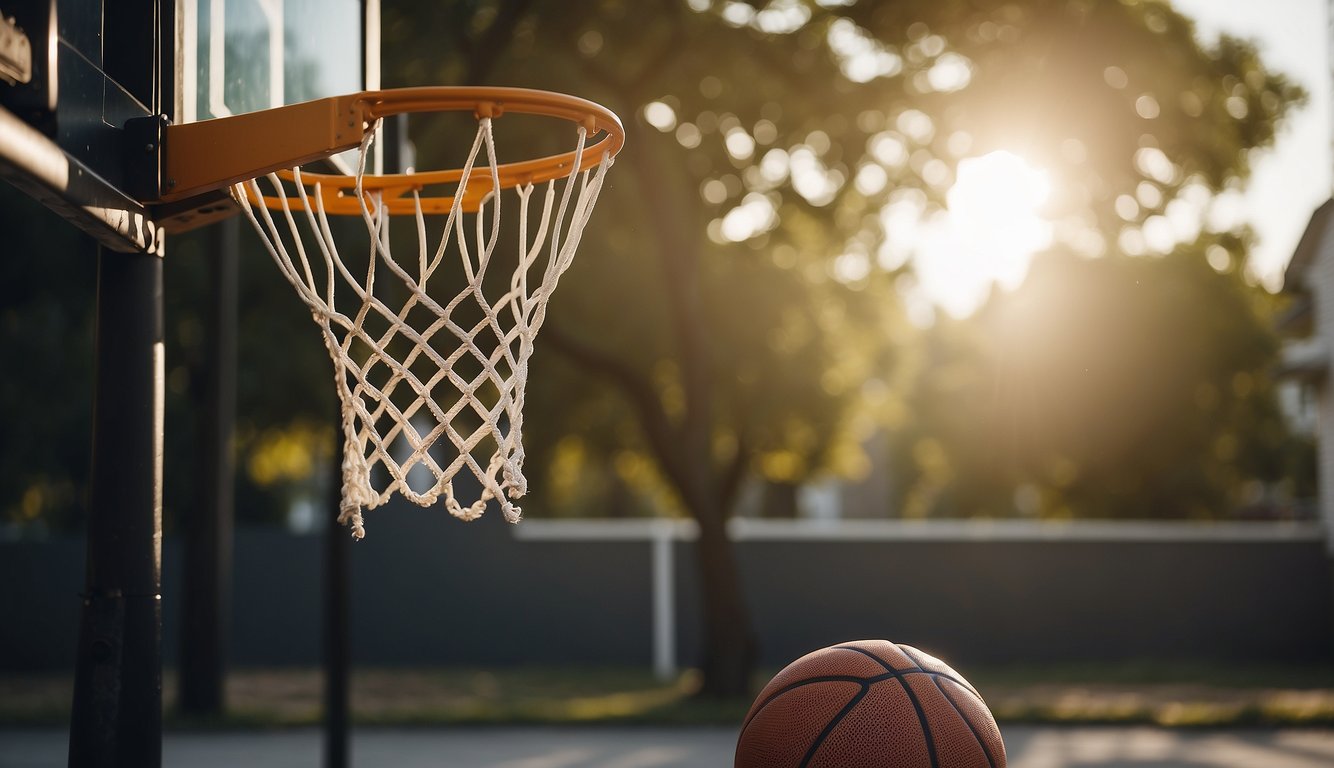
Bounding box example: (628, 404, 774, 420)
(68, 246, 165, 768)
(323, 428, 351, 768)
(652, 522, 677, 681)
(363, 0, 382, 174)
(1326, 0, 1334, 648)
(180, 219, 238, 714)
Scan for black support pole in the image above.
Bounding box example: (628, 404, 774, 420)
(68, 246, 165, 768)
(180, 218, 238, 715)
(323, 427, 351, 768)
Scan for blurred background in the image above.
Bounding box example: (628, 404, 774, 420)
(3, 0, 1334, 734)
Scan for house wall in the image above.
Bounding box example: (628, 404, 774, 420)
(2, 506, 1328, 672)
(1303, 222, 1334, 554)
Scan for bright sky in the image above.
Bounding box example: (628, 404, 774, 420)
(682, 2, 1332, 318)
(910, 0, 1331, 318)
(1171, 0, 1331, 291)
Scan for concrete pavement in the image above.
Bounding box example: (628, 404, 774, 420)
(4, 725, 1334, 767)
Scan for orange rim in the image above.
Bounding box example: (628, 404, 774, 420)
(252, 86, 624, 215)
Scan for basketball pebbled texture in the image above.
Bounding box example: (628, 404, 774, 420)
(735, 640, 1006, 768)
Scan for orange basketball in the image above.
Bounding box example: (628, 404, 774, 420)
(735, 640, 1006, 768)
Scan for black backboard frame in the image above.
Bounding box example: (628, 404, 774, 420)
(0, 0, 172, 253)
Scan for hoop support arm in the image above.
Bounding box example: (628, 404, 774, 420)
(155, 94, 369, 203)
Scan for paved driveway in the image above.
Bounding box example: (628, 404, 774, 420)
(4, 725, 1334, 767)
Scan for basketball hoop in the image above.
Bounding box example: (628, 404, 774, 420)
(225, 87, 624, 538)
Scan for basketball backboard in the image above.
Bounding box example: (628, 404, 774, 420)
(0, 0, 378, 253)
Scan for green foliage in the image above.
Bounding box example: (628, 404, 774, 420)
(8, 662, 1334, 727)
(0, 185, 96, 533)
(163, 224, 341, 530)
(0, 199, 344, 534)
(892, 237, 1311, 519)
(383, 0, 1306, 521)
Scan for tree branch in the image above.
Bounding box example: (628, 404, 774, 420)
(625, 139, 715, 481)
(568, 2, 685, 103)
(540, 323, 693, 495)
(463, 0, 538, 85)
(626, 3, 688, 96)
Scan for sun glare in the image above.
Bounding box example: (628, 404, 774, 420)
(913, 150, 1052, 318)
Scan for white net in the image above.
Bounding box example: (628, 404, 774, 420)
(232, 117, 613, 538)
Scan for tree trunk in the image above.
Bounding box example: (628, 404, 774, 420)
(514, 19, 761, 697)
(542, 324, 759, 698)
(693, 501, 756, 697)
(761, 480, 799, 518)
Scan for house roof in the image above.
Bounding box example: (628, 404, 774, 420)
(1284, 198, 1334, 292)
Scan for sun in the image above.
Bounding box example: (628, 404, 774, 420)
(949, 151, 1050, 243)
(913, 150, 1052, 318)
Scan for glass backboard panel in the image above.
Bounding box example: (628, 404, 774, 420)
(182, 0, 365, 122)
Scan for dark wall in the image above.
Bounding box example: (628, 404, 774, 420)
(707, 539, 1332, 666)
(0, 505, 656, 671)
(2, 504, 1329, 671)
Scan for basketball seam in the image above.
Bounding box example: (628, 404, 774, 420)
(797, 683, 869, 768)
(897, 644, 983, 700)
(933, 676, 1000, 768)
(898, 645, 997, 768)
(836, 644, 939, 768)
(740, 665, 973, 734)
(740, 675, 874, 733)
(834, 645, 977, 695)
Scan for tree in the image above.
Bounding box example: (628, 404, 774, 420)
(381, 0, 1302, 696)
(891, 234, 1310, 520)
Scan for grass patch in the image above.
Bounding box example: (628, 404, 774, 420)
(5, 661, 1334, 729)
(967, 660, 1334, 690)
(970, 661, 1334, 728)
